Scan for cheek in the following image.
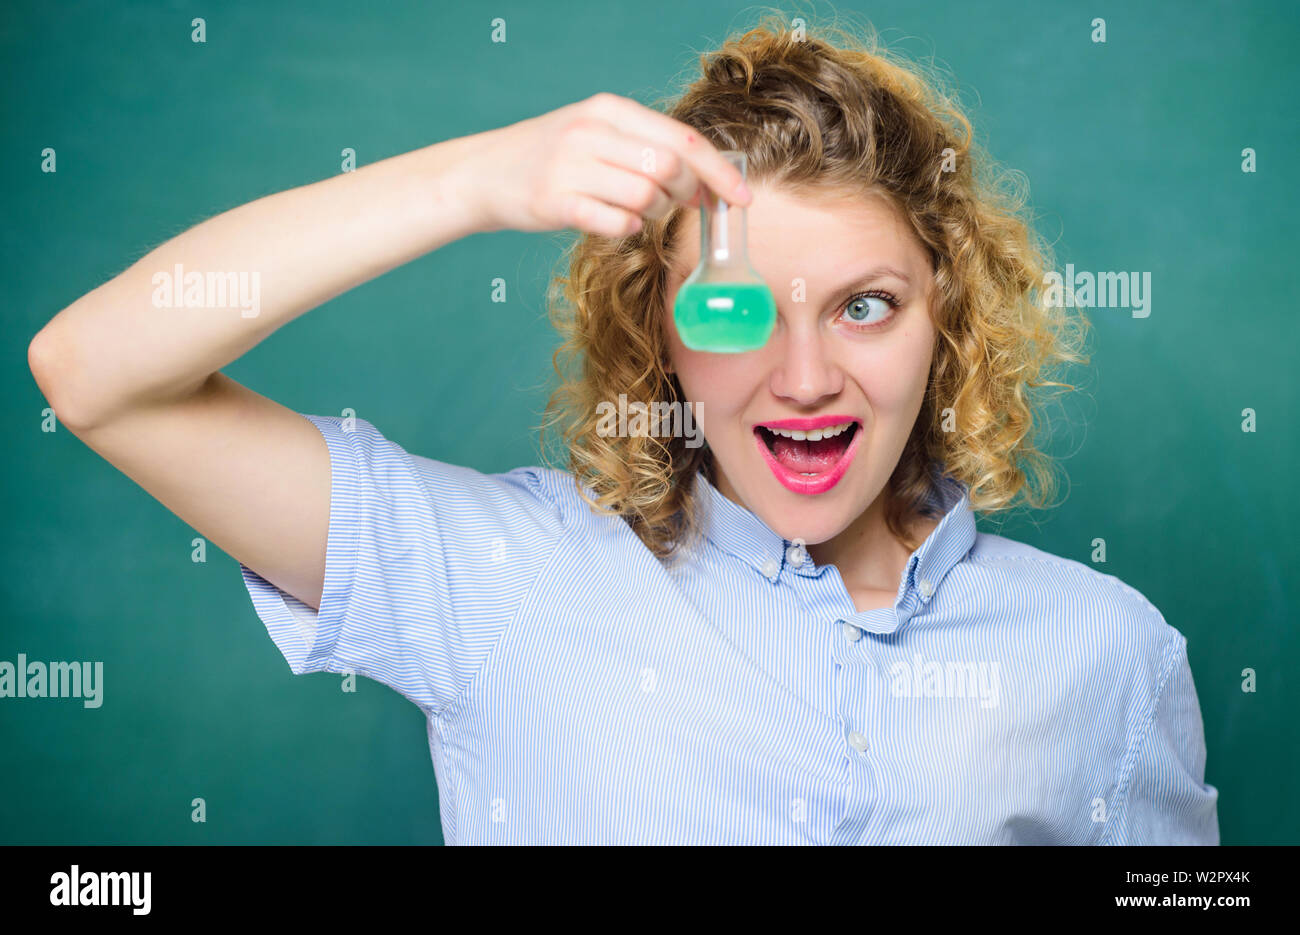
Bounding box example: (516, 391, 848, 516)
(665, 297, 755, 419)
(673, 349, 754, 420)
(856, 329, 934, 414)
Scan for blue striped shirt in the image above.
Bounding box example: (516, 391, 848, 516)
(239, 414, 1219, 845)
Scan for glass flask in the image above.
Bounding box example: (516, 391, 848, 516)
(672, 151, 777, 352)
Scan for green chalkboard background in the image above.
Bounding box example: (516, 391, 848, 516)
(3, 0, 1296, 845)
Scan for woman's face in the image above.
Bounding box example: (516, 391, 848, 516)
(664, 183, 937, 546)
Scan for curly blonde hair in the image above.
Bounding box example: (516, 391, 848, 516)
(541, 9, 1089, 563)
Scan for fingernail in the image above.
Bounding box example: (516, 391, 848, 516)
(734, 181, 752, 203)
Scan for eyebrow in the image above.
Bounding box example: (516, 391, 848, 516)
(838, 265, 913, 288)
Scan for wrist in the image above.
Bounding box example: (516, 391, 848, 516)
(419, 130, 503, 238)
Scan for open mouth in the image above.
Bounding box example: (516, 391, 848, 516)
(753, 420, 863, 494)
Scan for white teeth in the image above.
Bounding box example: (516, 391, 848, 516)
(764, 421, 853, 441)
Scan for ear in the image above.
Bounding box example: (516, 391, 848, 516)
(661, 332, 677, 375)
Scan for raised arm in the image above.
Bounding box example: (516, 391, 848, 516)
(26, 133, 491, 611)
(26, 92, 748, 613)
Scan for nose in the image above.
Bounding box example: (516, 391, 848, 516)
(767, 317, 843, 407)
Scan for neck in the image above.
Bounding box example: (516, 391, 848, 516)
(713, 467, 935, 593)
(804, 488, 923, 593)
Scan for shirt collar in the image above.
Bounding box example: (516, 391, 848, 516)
(693, 464, 976, 610)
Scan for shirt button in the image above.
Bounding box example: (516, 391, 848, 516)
(847, 731, 869, 753)
(840, 621, 862, 643)
(785, 545, 805, 567)
(918, 577, 934, 599)
(760, 557, 779, 580)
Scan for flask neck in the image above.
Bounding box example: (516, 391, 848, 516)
(700, 191, 748, 273)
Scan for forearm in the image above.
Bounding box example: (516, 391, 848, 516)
(29, 131, 491, 429)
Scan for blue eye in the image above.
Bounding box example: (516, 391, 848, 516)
(840, 290, 900, 328)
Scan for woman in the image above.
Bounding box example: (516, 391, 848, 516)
(27, 18, 1218, 844)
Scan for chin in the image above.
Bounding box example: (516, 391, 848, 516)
(765, 501, 858, 545)
(739, 472, 866, 545)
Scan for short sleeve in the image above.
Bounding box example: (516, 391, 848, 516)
(1104, 630, 1220, 845)
(239, 413, 569, 715)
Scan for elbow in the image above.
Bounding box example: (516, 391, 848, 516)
(28, 324, 95, 432)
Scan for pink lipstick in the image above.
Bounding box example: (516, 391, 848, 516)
(753, 415, 863, 495)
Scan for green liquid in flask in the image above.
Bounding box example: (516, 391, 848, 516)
(674, 282, 777, 352)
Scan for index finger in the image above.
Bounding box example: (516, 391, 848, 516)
(585, 93, 752, 206)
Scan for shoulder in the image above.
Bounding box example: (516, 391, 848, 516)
(967, 529, 1169, 625)
(963, 530, 1186, 681)
(484, 464, 595, 515)
(467, 463, 621, 539)
(315, 412, 603, 536)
